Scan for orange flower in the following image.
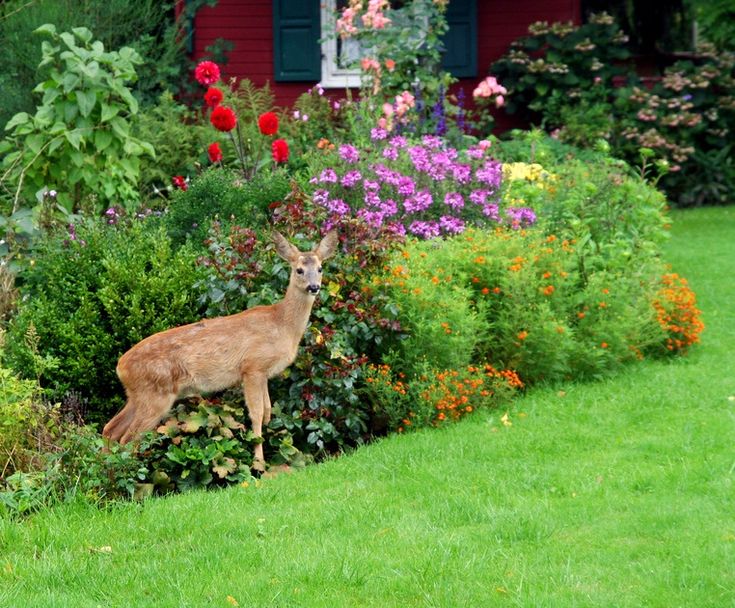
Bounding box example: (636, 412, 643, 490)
(601, 342, 608, 348)
(542, 285, 555, 296)
(517, 330, 528, 341)
(481, 287, 490, 295)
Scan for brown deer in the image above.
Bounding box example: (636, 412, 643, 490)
(102, 230, 338, 470)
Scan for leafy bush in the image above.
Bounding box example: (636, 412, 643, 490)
(0, 0, 218, 129)
(6, 219, 208, 421)
(490, 13, 630, 126)
(163, 167, 291, 246)
(138, 398, 254, 493)
(0, 25, 154, 215)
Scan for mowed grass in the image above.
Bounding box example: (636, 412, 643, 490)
(1, 207, 734, 607)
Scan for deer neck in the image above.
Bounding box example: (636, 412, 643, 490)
(278, 282, 317, 340)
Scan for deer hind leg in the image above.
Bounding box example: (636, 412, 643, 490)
(243, 373, 267, 472)
(103, 391, 177, 445)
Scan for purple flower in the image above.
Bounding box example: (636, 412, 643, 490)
(364, 179, 380, 191)
(404, 190, 432, 213)
(422, 135, 444, 149)
(505, 206, 537, 228)
(326, 198, 351, 216)
(451, 163, 472, 184)
(380, 198, 398, 216)
(408, 146, 431, 172)
(341, 170, 362, 188)
(389, 135, 408, 148)
(385, 221, 407, 236)
(357, 208, 384, 228)
(476, 160, 502, 189)
(482, 203, 500, 221)
(371, 127, 388, 141)
(408, 220, 441, 239)
(397, 176, 416, 197)
(444, 192, 465, 210)
(469, 190, 490, 205)
(339, 144, 360, 164)
(382, 147, 399, 160)
(312, 189, 330, 206)
(319, 168, 338, 183)
(440, 215, 465, 235)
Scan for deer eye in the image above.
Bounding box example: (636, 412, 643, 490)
(296, 268, 304, 275)
(318, 267, 322, 273)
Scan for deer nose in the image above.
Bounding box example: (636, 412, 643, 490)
(306, 284, 320, 295)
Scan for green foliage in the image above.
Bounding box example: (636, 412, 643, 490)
(133, 92, 210, 199)
(163, 167, 291, 246)
(6, 219, 207, 421)
(490, 13, 630, 124)
(613, 48, 735, 206)
(0, 25, 154, 214)
(692, 0, 735, 51)
(0, 0, 219, 129)
(138, 398, 253, 493)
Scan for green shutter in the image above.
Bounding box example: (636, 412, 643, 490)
(441, 0, 477, 78)
(273, 0, 321, 82)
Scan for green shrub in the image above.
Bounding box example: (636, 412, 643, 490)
(6, 219, 208, 421)
(0, 25, 154, 214)
(163, 168, 291, 246)
(490, 13, 630, 126)
(137, 398, 254, 493)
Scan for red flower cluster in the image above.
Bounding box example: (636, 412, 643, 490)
(204, 86, 223, 108)
(258, 112, 279, 136)
(272, 139, 289, 163)
(171, 175, 188, 191)
(208, 142, 223, 163)
(210, 105, 237, 132)
(194, 61, 221, 86)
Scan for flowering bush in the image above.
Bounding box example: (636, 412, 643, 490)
(191, 62, 291, 179)
(653, 273, 705, 354)
(364, 363, 523, 432)
(304, 134, 539, 239)
(614, 47, 735, 205)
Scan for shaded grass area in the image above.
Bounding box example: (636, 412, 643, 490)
(1, 207, 734, 607)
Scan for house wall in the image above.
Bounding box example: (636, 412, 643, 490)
(191, 0, 580, 112)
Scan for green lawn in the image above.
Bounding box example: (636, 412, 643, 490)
(1, 207, 734, 607)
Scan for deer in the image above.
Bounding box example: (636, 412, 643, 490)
(102, 230, 338, 471)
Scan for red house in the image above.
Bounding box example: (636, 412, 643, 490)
(188, 0, 580, 109)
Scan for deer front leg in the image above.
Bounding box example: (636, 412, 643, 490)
(243, 373, 267, 472)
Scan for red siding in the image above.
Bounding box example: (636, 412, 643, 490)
(192, 0, 579, 114)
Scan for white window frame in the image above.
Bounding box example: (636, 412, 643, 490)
(319, 0, 362, 88)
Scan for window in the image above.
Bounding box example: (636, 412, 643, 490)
(273, 0, 477, 85)
(319, 0, 362, 88)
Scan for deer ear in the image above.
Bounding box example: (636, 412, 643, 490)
(315, 230, 339, 261)
(273, 231, 299, 262)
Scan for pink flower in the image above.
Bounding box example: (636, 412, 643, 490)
(473, 75, 507, 99)
(194, 61, 221, 86)
(394, 91, 415, 117)
(495, 95, 505, 108)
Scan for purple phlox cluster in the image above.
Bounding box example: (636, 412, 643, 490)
(505, 206, 537, 229)
(371, 127, 389, 141)
(339, 144, 360, 164)
(440, 215, 465, 234)
(476, 159, 503, 189)
(318, 168, 338, 183)
(409, 220, 441, 239)
(482, 203, 501, 222)
(451, 163, 472, 184)
(404, 190, 433, 213)
(341, 170, 362, 188)
(408, 145, 431, 172)
(444, 192, 465, 210)
(397, 175, 416, 197)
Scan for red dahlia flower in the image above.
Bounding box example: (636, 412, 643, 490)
(210, 105, 237, 132)
(204, 87, 224, 108)
(194, 61, 221, 86)
(271, 139, 289, 163)
(171, 175, 188, 191)
(208, 142, 223, 163)
(258, 111, 279, 136)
